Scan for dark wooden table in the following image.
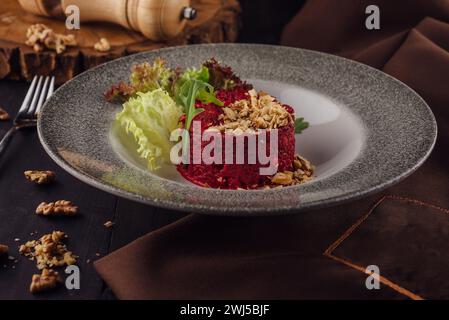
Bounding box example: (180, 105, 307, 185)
(0, 80, 189, 299)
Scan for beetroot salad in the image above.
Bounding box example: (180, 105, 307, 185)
(106, 57, 314, 190)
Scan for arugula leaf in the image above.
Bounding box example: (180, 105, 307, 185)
(197, 84, 224, 106)
(176, 79, 223, 153)
(178, 79, 223, 129)
(173, 66, 216, 102)
(178, 80, 203, 130)
(294, 117, 309, 134)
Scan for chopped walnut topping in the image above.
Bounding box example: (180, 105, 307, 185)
(30, 269, 61, 294)
(25, 24, 77, 54)
(94, 37, 111, 52)
(271, 154, 314, 187)
(24, 170, 55, 185)
(212, 89, 293, 132)
(271, 171, 293, 185)
(36, 200, 78, 216)
(19, 231, 77, 270)
(0, 244, 8, 256)
(0, 107, 9, 120)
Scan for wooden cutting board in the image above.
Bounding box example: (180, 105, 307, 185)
(0, 0, 240, 84)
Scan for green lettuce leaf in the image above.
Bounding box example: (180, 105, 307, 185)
(115, 89, 182, 170)
(179, 65, 210, 83)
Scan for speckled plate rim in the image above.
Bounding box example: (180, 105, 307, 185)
(37, 44, 437, 216)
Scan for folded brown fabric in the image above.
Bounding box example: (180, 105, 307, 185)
(95, 0, 449, 299)
(281, 0, 449, 67)
(96, 208, 405, 299)
(329, 196, 449, 300)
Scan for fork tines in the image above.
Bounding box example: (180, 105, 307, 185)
(16, 75, 55, 121)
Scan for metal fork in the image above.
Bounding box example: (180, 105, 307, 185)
(0, 76, 55, 157)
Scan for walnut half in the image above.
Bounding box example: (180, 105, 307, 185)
(36, 200, 78, 216)
(24, 170, 55, 185)
(25, 24, 77, 54)
(30, 269, 61, 294)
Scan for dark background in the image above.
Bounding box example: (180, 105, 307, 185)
(238, 0, 306, 44)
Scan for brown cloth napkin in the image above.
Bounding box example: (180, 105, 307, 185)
(95, 0, 449, 299)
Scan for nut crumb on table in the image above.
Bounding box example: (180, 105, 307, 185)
(36, 200, 78, 216)
(0, 106, 9, 120)
(104, 220, 114, 228)
(19, 231, 77, 270)
(24, 170, 55, 185)
(94, 38, 111, 52)
(30, 269, 61, 294)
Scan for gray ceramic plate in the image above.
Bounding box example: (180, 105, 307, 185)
(37, 44, 437, 215)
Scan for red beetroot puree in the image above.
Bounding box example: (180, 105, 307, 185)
(177, 86, 296, 189)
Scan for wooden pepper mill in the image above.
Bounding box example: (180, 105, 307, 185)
(18, 0, 197, 40)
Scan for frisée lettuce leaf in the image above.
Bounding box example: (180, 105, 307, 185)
(115, 89, 182, 170)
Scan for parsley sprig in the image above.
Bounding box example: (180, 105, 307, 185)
(294, 117, 309, 134)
